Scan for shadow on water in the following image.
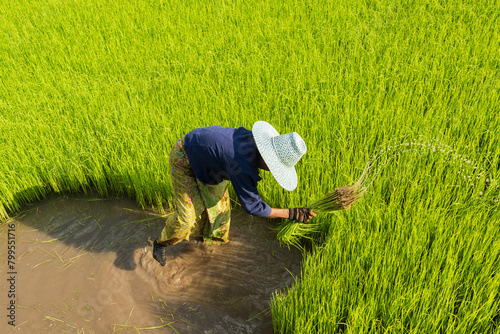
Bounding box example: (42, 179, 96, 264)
(0, 194, 303, 333)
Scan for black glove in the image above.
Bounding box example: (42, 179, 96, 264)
(288, 208, 312, 223)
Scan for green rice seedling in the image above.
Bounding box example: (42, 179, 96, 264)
(112, 322, 177, 333)
(308, 183, 364, 212)
(307, 177, 367, 213)
(45, 315, 64, 323)
(52, 303, 66, 315)
(32, 259, 52, 269)
(275, 220, 321, 250)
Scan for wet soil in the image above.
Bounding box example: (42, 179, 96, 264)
(0, 195, 302, 333)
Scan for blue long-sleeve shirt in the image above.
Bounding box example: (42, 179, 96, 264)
(183, 126, 272, 217)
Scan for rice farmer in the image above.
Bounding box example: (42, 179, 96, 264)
(153, 121, 316, 266)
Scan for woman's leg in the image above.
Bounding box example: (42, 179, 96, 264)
(197, 180, 231, 245)
(154, 138, 207, 265)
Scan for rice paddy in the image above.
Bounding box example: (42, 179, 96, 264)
(1, 0, 500, 333)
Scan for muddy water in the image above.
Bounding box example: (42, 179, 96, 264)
(0, 195, 302, 333)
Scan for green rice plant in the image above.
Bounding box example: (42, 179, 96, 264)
(1, 0, 499, 332)
(307, 176, 367, 213)
(308, 183, 364, 212)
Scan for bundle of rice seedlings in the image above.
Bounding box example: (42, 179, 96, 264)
(308, 166, 370, 213)
(307, 181, 365, 213)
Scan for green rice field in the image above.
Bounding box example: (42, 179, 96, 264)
(1, 0, 500, 332)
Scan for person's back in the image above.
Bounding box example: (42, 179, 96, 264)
(183, 126, 260, 186)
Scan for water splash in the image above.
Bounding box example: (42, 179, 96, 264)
(358, 134, 499, 204)
(309, 135, 499, 212)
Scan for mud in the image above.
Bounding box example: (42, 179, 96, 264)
(0, 195, 302, 333)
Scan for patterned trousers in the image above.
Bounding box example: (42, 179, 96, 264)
(158, 137, 231, 246)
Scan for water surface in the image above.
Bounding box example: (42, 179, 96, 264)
(0, 195, 302, 333)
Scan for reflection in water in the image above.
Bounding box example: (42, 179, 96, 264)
(0, 195, 302, 333)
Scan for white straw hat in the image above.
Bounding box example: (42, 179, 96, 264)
(252, 121, 307, 191)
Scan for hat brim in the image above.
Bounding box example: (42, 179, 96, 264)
(252, 121, 298, 191)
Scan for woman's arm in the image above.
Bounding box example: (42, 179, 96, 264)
(266, 208, 316, 222)
(266, 208, 289, 219)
